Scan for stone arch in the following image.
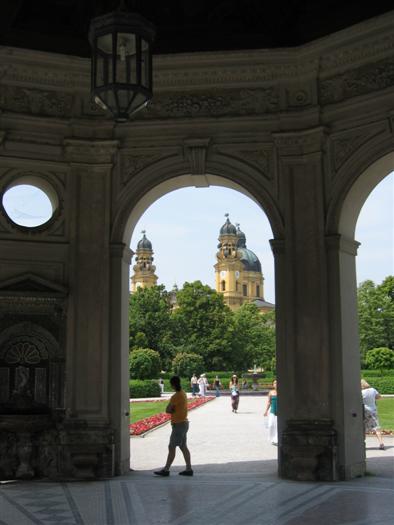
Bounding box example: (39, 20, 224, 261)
(327, 140, 394, 237)
(111, 153, 283, 245)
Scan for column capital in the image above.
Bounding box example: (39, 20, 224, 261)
(269, 238, 285, 255)
(272, 126, 328, 156)
(110, 243, 134, 264)
(325, 234, 360, 256)
(64, 139, 119, 164)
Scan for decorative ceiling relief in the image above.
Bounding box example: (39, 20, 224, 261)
(137, 86, 280, 120)
(0, 85, 74, 118)
(121, 152, 176, 184)
(319, 58, 394, 105)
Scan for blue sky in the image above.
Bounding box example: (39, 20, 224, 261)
(3, 173, 393, 301)
(130, 173, 394, 301)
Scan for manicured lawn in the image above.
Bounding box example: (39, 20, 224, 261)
(130, 398, 204, 423)
(378, 398, 394, 430)
(130, 400, 168, 423)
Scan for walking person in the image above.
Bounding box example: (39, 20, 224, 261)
(190, 373, 198, 397)
(361, 379, 385, 450)
(213, 375, 222, 397)
(154, 376, 193, 477)
(229, 374, 240, 412)
(264, 379, 278, 445)
(198, 373, 208, 397)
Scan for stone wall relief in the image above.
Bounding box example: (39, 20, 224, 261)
(329, 121, 390, 175)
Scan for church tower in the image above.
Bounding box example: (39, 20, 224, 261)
(130, 231, 158, 292)
(215, 215, 274, 312)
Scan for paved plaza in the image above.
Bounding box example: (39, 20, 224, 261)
(1, 396, 393, 524)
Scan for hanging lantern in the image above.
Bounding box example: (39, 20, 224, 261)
(89, 9, 155, 122)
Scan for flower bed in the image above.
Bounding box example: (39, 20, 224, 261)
(130, 396, 214, 436)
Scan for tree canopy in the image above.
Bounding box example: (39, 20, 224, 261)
(358, 276, 394, 358)
(128, 281, 276, 372)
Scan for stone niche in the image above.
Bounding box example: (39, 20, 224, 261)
(0, 274, 115, 480)
(0, 273, 67, 480)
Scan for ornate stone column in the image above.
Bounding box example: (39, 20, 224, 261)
(62, 139, 118, 479)
(272, 128, 338, 481)
(326, 234, 365, 479)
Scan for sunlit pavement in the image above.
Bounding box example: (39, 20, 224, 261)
(1, 396, 393, 524)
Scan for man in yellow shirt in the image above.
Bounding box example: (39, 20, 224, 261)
(154, 376, 193, 476)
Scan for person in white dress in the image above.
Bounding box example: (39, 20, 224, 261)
(361, 379, 385, 450)
(198, 373, 208, 397)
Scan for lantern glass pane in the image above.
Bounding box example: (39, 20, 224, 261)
(97, 33, 113, 55)
(141, 39, 150, 88)
(116, 33, 136, 83)
(96, 51, 108, 87)
(129, 91, 147, 115)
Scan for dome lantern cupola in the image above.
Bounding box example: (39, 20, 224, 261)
(219, 213, 237, 236)
(236, 223, 246, 248)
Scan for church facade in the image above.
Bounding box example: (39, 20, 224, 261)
(215, 215, 274, 312)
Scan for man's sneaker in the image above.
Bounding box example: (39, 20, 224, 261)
(179, 470, 194, 476)
(154, 469, 170, 476)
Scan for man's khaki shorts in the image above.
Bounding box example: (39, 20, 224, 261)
(169, 421, 189, 448)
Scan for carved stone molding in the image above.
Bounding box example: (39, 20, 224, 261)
(325, 235, 360, 256)
(319, 58, 394, 106)
(320, 30, 394, 74)
(136, 87, 280, 120)
(63, 139, 118, 164)
(0, 85, 74, 118)
(330, 122, 388, 172)
(183, 138, 211, 175)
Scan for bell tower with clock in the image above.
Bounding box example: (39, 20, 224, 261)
(215, 215, 274, 312)
(214, 214, 244, 309)
(130, 231, 158, 292)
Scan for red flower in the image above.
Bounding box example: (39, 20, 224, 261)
(130, 396, 214, 435)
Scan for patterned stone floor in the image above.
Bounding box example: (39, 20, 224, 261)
(1, 396, 393, 524)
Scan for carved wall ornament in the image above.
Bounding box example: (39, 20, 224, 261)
(319, 58, 394, 105)
(0, 85, 74, 118)
(215, 146, 274, 181)
(183, 138, 211, 175)
(0, 323, 60, 361)
(4, 341, 46, 365)
(285, 87, 313, 108)
(331, 123, 388, 172)
(136, 87, 280, 120)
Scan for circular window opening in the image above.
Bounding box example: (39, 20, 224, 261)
(2, 183, 56, 227)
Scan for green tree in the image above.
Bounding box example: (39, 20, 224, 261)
(364, 347, 394, 374)
(232, 303, 276, 370)
(172, 281, 235, 369)
(358, 276, 394, 358)
(129, 348, 162, 379)
(172, 352, 205, 377)
(129, 285, 174, 368)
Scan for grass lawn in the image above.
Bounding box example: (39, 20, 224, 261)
(130, 400, 169, 423)
(378, 398, 394, 430)
(130, 399, 203, 423)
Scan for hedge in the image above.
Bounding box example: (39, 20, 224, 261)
(129, 380, 161, 398)
(361, 369, 394, 377)
(361, 376, 394, 394)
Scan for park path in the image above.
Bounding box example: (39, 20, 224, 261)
(131, 395, 278, 476)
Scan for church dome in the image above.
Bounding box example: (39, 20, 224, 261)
(137, 231, 152, 250)
(237, 247, 262, 272)
(219, 214, 237, 235)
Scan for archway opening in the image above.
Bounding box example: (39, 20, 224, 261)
(126, 183, 278, 476)
(336, 153, 393, 477)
